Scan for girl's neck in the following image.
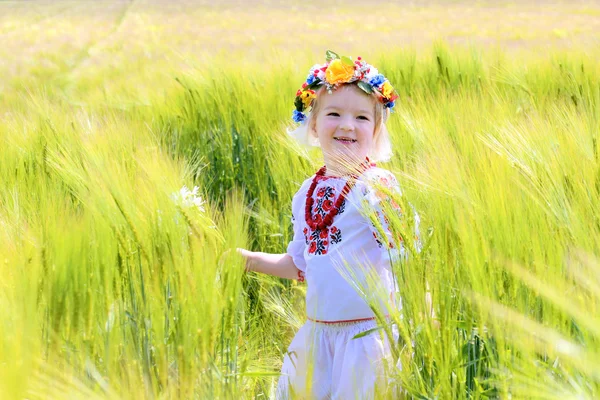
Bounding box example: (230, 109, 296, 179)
(322, 158, 373, 178)
(323, 167, 353, 178)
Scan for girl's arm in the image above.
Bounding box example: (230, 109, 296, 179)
(237, 248, 300, 280)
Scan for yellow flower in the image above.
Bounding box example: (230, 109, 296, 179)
(300, 90, 316, 109)
(381, 81, 394, 98)
(325, 59, 355, 85)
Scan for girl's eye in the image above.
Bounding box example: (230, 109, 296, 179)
(357, 115, 370, 121)
(327, 112, 340, 117)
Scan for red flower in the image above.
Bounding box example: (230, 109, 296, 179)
(308, 241, 317, 254)
(314, 214, 323, 224)
(331, 226, 338, 234)
(322, 240, 329, 246)
(322, 249, 328, 255)
(319, 229, 328, 239)
(303, 227, 308, 235)
(317, 187, 326, 197)
(322, 199, 333, 211)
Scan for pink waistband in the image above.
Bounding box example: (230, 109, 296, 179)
(307, 316, 386, 324)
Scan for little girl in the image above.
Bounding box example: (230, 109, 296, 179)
(239, 51, 420, 399)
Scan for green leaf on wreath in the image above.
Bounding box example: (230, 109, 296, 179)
(325, 50, 340, 62)
(357, 80, 374, 94)
(341, 56, 354, 66)
(306, 78, 322, 90)
(294, 96, 304, 111)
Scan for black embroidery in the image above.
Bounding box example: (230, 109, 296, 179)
(330, 226, 342, 244)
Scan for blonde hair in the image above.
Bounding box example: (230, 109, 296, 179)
(287, 85, 393, 162)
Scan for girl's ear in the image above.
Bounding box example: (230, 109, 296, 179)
(308, 119, 320, 145)
(309, 118, 318, 135)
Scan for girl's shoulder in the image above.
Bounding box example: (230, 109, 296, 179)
(360, 166, 400, 191)
(290, 174, 316, 205)
(297, 175, 316, 194)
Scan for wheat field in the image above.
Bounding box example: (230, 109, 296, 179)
(1, 1, 599, 399)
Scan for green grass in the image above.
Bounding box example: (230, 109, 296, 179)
(1, 1, 600, 398)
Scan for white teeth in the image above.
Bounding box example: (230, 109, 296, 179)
(334, 137, 356, 143)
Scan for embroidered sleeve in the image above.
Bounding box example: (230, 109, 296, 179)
(363, 169, 421, 263)
(286, 188, 308, 279)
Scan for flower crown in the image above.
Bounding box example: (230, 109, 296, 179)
(293, 50, 399, 123)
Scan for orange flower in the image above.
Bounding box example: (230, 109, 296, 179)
(381, 81, 394, 99)
(325, 59, 355, 85)
(381, 81, 395, 99)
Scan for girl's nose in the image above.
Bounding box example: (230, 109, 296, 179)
(339, 118, 354, 131)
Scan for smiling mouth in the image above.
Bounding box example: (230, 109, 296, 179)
(334, 137, 357, 143)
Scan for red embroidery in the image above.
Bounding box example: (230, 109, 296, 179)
(379, 176, 391, 188)
(308, 229, 329, 255)
(303, 184, 349, 255)
(372, 231, 383, 248)
(330, 227, 342, 244)
(305, 225, 343, 255)
(297, 269, 305, 283)
(314, 213, 323, 225)
(305, 159, 374, 231)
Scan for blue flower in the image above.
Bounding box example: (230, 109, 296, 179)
(306, 75, 316, 85)
(292, 110, 306, 123)
(384, 100, 395, 109)
(369, 74, 385, 87)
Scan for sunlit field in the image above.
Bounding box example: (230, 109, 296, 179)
(1, 1, 600, 398)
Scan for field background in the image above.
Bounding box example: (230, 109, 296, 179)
(1, 1, 600, 399)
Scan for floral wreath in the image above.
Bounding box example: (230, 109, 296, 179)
(292, 50, 399, 123)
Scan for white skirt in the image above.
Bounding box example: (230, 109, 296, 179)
(276, 318, 396, 400)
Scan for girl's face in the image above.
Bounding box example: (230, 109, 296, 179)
(311, 84, 377, 174)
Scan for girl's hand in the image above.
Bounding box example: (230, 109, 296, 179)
(236, 248, 253, 272)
